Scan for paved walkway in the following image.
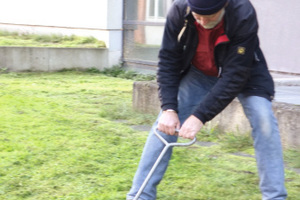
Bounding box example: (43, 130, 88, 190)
(275, 85, 300, 105)
(272, 73, 300, 105)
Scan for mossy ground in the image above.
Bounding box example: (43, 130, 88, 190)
(0, 31, 106, 48)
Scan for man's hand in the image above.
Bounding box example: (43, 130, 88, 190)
(157, 110, 180, 136)
(179, 115, 203, 139)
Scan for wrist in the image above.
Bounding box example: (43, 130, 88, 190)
(164, 109, 177, 113)
(191, 114, 204, 125)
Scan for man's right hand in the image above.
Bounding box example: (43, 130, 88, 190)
(157, 110, 180, 136)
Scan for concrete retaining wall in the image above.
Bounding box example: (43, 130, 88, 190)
(132, 81, 300, 149)
(0, 46, 108, 72)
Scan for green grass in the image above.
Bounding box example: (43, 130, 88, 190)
(85, 66, 156, 81)
(0, 30, 106, 48)
(0, 71, 299, 200)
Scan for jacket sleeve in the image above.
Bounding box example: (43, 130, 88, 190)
(157, 1, 186, 112)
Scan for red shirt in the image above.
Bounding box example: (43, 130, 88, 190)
(192, 19, 225, 77)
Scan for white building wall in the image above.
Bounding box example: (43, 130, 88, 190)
(0, 0, 107, 28)
(251, 0, 300, 74)
(0, 0, 123, 67)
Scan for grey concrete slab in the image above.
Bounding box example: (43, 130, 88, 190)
(0, 47, 109, 72)
(275, 86, 300, 105)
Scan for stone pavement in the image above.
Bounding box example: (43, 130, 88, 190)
(272, 73, 300, 105)
(275, 85, 300, 105)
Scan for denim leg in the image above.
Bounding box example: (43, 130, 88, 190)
(127, 119, 178, 200)
(127, 67, 217, 200)
(238, 94, 287, 200)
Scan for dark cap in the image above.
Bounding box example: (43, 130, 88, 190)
(187, 0, 227, 15)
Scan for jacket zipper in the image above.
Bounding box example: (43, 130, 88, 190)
(214, 34, 230, 77)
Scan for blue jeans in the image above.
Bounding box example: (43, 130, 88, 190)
(127, 67, 287, 200)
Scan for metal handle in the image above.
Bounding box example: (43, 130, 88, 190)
(133, 129, 196, 200)
(154, 128, 197, 147)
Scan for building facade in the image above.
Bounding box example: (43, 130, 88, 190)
(0, 0, 299, 74)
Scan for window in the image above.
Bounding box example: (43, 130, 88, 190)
(146, 0, 172, 21)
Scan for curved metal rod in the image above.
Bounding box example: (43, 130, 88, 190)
(153, 128, 197, 146)
(133, 129, 197, 200)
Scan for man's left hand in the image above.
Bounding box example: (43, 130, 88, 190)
(179, 115, 203, 139)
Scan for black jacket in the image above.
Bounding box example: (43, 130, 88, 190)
(157, 0, 275, 123)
